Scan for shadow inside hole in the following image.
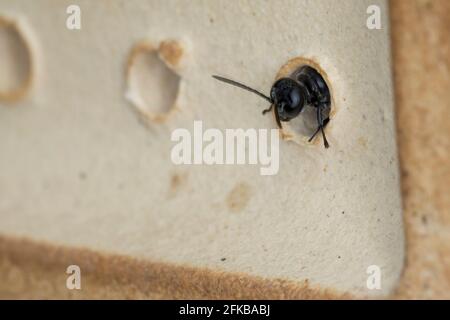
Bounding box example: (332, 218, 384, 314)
(287, 104, 321, 137)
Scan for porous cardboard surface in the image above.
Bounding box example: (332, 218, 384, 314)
(0, 0, 416, 298)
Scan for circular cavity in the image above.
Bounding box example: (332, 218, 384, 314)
(0, 16, 33, 103)
(125, 41, 182, 124)
(275, 57, 334, 146)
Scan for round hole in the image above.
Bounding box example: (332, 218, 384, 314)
(0, 16, 33, 103)
(275, 57, 334, 146)
(125, 41, 182, 124)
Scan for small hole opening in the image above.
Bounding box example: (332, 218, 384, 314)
(0, 16, 33, 103)
(125, 41, 181, 124)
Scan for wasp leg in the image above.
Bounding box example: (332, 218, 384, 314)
(262, 105, 273, 115)
(308, 106, 330, 148)
(273, 105, 283, 129)
(308, 119, 329, 142)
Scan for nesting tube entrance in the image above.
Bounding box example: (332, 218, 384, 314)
(275, 58, 333, 146)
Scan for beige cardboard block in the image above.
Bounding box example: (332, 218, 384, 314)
(0, 0, 403, 296)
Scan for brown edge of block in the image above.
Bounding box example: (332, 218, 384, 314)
(0, 235, 352, 299)
(388, 0, 450, 299)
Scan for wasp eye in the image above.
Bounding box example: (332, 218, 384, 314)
(288, 86, 302, 109)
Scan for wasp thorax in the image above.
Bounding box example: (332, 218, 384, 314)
(270, 78, 307, 121)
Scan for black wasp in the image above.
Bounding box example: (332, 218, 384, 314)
(213, 65, 331, 148)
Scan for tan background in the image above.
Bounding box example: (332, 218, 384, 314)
(390, 0, 450, 299)
(0, 0, 449, 299)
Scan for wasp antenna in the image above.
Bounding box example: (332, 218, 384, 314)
(212, 75, 272, 103)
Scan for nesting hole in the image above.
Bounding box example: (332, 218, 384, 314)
(0, 17, 33, 103)
(275, 58, 333, 145)
(126, 41, 182, 123)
